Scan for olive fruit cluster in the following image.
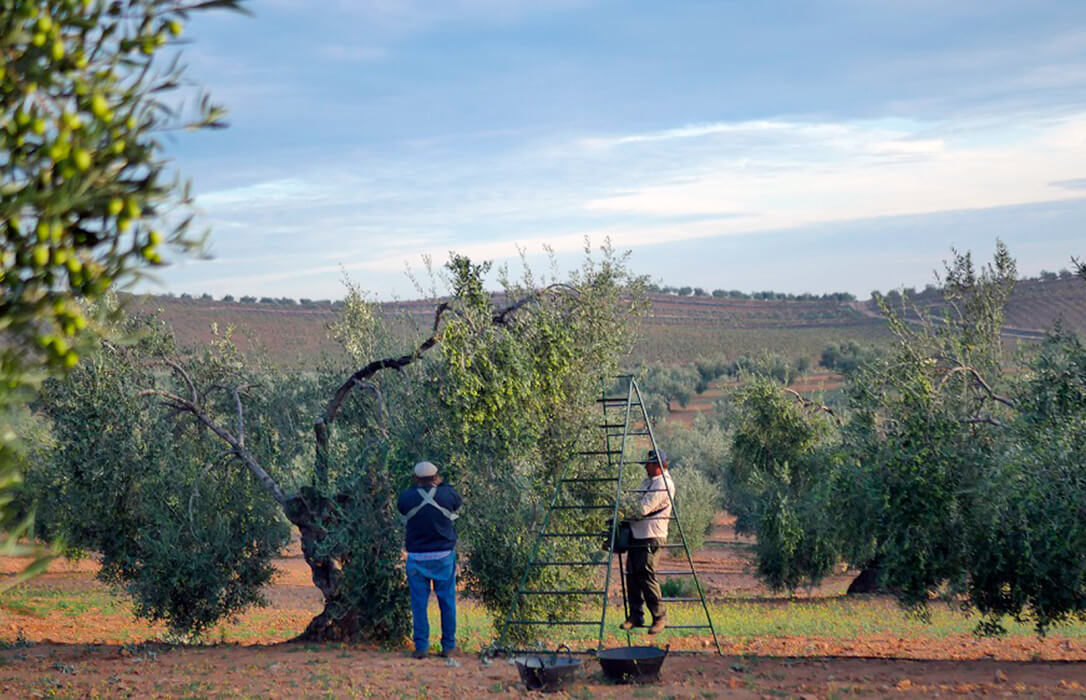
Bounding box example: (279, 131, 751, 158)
(1, 0, 240, 373)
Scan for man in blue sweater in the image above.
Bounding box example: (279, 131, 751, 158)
(397, 461, 463, 659)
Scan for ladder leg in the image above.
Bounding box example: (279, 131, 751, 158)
(631, 379, 724, 656)
(598, 376, 634, 651)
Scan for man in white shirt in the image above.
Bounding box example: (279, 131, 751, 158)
(620, 449, 675, 634)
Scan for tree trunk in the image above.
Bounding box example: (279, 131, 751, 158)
(298, 599, 364, 642)
(284, 488, 407, 643)
(283, 492, 358, 641)
(846, 560, 881, 594)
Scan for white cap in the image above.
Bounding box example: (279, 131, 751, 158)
(413, 461, 438, 478)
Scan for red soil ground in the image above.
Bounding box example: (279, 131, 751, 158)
(4, 513, 1086, 696)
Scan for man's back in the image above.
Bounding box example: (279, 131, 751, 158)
(398, 483, 462, 553)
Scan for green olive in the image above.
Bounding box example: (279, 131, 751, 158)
(73, 148, 91, 170)
(32, 244, 50, 267)
(90, 93, 109, 119)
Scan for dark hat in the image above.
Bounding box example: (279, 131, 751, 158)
(647, 449, 668, 466)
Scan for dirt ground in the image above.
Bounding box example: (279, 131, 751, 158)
(3, 514, 1086, 697)
(3, 642, 1086, 699)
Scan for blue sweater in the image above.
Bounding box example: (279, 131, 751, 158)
(397, 483, 462, 553)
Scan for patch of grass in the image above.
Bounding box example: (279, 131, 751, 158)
(441, 597, 1086, 651)
(10, 576, 1086, 650)
(3, 587, 126, 618)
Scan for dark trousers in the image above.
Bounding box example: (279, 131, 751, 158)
(625, 537, 665, 622)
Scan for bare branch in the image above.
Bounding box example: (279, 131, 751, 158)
(783, 387, 841, 424)
(145, 358, 198, 404)
(139, 389, 285, 505)
(232, 386, 246, 448)
(491, 283, 579, 325)
(352, 379, 389, 437)
(963, 415, 1004, 427)
(1072, 256, 1086, 283)
(204, 450, 235, 474)
(205, 383, 260, 448)
(313, 283, 578, 485)
(938, 365, 1016, 409)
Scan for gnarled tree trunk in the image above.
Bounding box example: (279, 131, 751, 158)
(846, 559, 881, 595)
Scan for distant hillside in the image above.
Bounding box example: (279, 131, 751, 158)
(865, 277, 1086, 341)
(126, 277, 1084, 367)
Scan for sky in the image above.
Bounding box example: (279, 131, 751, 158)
(148, 0, 1086, 300)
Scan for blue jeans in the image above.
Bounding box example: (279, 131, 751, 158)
(406, 551, 456, 653)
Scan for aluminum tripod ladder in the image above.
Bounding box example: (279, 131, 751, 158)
(492, 375, 722, 656)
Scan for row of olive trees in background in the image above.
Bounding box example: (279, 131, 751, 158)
(638, 351, 828, 422)
(722, 244, 1086, 634)
(645, 284, 856, 302)
(23, 247, 648, 642)
(1, 0, 244, 587)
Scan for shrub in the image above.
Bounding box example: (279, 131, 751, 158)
(659, 576, 696, 598)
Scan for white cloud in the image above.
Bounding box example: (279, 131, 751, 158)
(580, 113, 1086, 237)
(197, 178, 332, 209)
(161, 110, 1086, 298)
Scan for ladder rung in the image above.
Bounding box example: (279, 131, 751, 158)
(519, 590, 606, 596)
(598, 423, 627, 428)
(540, 532, 609, 537)
(657, 570, 696, 576)
(661, 597, 702, 602)
(529, 561, 609, 567)
(657, 544, 686, 549)
(552, 505, 615, 510)
(606, 431, 650, 437)
(562, 477, 619, 483)
(508, 620, 601, 626)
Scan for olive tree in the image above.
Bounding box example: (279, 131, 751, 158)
(32, 246, 646, 641)
(1, 0, 243, 587)
(733, 243, 1086, 632)
(725, 378, 841, 591)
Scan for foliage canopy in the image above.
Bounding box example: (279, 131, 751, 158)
(1, 0, 242, 587)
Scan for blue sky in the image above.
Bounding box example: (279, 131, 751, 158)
(150, 0, 1086, 300)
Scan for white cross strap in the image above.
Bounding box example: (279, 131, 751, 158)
(401, 486, 460, 524)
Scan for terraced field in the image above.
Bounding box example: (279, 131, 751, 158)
(870, 277, 1086, 340)
(128, 277, 1084, 368)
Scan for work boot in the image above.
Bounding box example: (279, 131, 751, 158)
(619, 618, 643, 631)
(648, 613, 667, 634)
(411, 649, 427, 659)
